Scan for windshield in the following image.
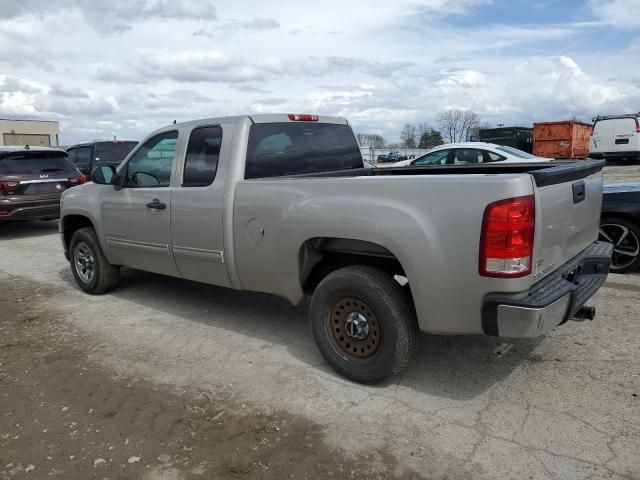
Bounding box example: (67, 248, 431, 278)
(495, 146, 537, 159)
(94, 142, 138, 165)
(246, 123, 362, 179)
(0, 151, 75, 175)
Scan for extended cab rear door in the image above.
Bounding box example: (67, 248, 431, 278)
(170, 124, 232, 287)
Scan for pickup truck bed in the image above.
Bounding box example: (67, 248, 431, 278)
(60, 114, 612, 383)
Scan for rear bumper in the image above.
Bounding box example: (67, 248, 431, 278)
(590, 151, 640, 160)
(482, 241, 613, 338)
(0, 201, 60, 220)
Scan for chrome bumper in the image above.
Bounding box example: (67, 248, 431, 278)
(482, 241, 613, 338)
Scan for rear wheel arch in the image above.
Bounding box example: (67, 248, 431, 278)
(298, 237, 410, 294)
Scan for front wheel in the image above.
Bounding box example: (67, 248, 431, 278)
(310, 265, 417, 384)
(69, 227, 120, 294)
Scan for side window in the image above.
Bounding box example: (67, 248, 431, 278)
(484, 151, 506, 163)
(76, 147, 92, 168)
(125, 131, 178, 188)
(453, 149, 483, 164)
(67, 148, 77, 164)
(413, 150, 449, 166)
(183, 126, 222, 187)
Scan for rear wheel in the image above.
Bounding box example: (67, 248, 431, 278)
(69, 227, 120, 293)
(310, 265, 417, 384)
(599, 217, 640, 273)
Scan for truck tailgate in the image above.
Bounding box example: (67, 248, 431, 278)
(531, 160, 605, 281)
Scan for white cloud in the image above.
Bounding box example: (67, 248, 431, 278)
(0, 0, 638, 143)
(0, 0, 217, 33)
(589, 0, 640, 28)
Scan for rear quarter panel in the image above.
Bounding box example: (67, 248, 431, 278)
(232, 173, 536, 335)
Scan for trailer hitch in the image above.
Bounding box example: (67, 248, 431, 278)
(572, 306, 596, 321)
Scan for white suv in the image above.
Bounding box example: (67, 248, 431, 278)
(590, 113, 640, 163)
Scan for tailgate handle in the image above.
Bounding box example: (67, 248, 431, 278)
(572, 181, 586, 204)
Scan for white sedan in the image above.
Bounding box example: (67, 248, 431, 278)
(387, 142, 551, 167)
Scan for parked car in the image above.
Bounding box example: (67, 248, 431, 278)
(387, 142, 550, 167)
(66, 140, 138, 176)
(0, 146, 86, 221)
(600, 182, 640, 273)
(377, 150, 408, 163)
(59, 114, 611, 383)
(590, 113, 640, 163)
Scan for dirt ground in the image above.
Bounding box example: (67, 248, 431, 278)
(0, 275, 429, 480)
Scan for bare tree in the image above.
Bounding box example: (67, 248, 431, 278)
(356, 133, 386, 149)
(400, 124, 418, 148)
(437, 109, 481, 143)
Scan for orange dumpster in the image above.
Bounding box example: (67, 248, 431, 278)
(533, 121, 593, 159)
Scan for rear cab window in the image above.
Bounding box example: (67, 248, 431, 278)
(245, 122, 362, 179)
(495, 146, 537, 159)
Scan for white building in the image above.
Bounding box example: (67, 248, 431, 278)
(0, 119, 60, 147)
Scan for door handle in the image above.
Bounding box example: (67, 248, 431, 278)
(146, 199, 166, 210)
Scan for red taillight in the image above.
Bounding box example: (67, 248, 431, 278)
(479, 195, 535, 278)
(636, 124, 640, 133)
(69, 175, 87, 185)
(287, 113, 319, 121)
(0, 181, 19, 192)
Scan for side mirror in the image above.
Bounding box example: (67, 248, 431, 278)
(90, 165, 117, 185)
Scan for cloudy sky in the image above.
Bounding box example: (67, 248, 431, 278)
(0, 0, 639, 144)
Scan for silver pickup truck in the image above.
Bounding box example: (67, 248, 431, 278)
(59, 114, 612, 383)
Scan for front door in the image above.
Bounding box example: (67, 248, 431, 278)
(101, 130, 180, 277)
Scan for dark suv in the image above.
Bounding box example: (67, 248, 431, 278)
(66, 140, 138, 176)
(0, 146, 86, 221)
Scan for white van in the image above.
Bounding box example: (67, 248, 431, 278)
(590, 113, 640, 162)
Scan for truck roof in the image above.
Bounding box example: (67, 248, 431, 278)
(169, 114, 348, 131)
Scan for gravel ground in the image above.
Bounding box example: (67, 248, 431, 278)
(602, 164, 640, 184)
(1, 165, 639, 479)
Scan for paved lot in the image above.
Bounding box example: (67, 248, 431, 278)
(1, 166, 639, 479)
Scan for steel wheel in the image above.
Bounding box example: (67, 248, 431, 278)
(324, 295, 382, 363)
(599, 222, 640, 272)
(73, 241, 96, 284)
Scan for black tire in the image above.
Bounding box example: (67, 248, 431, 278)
(599, 217, 640, 273)
(310, 265, 417, 384)
(69, 227, 120, 294)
